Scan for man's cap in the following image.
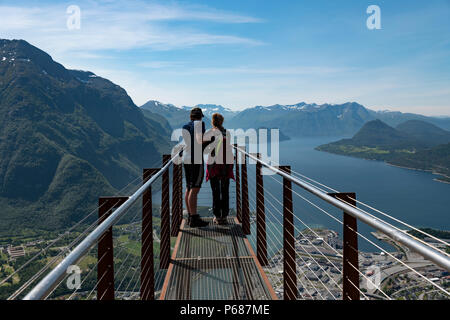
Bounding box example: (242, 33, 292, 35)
(190, 107, 204, 118)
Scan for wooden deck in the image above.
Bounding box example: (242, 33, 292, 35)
(160, 217, 277, 300)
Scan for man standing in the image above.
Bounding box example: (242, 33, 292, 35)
(182, 107, 209, 227)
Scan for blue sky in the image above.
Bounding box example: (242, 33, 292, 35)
(1, 0, 449, 115)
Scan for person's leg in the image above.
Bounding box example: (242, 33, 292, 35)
(184, 164, 192, 215)
(186, 164, 208, 227)
(221, 179, 230, 219)
(188, 187, 208, 227)
(217, 180, 224, 219)
(188, 187, 200, 215)
(189, 164, 204, 216)
(210, 177, 221, 218)
(185, 189, 190, 213)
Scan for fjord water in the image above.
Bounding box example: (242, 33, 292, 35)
(253, 137, 450, 253)
(163, 136, 449, 254)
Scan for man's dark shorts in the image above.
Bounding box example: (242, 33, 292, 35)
(184, 164, 204, 190)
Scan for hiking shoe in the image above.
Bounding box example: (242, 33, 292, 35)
(188, 214, 209, 228)
(214, 217, 228, 225)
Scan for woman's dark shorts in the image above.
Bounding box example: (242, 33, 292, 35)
(184, 164, 204, 190)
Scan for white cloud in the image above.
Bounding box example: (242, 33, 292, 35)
(0, 0, 263, 56)
(61, 63, 450, 117)
(137, 61, 185, 69)
(148, 65, 350, 76)
(112, 2, 264, 23)
(1, 1, 448, 116)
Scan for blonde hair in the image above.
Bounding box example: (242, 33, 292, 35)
(211, 113, 224, 129)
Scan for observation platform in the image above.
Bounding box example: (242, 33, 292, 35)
(160, 217, 277, 300)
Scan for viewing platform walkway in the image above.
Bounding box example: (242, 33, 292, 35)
(20, 148, 450, 301)
(160, 217, 277, 300)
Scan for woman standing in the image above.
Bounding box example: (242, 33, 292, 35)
(204, 113, 235, 225)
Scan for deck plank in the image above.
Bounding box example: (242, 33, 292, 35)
(160, 217, 276, 300)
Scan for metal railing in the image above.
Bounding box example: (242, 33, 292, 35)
(233, 144, 450, 300)
(23, 155, 177, 300)
(19, 143, 450, 301)
(233, 146, 450, 272)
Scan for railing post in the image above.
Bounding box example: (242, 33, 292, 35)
(241, 147, 250, 235)
(141, 169, 159, 300)
(256, 153, 268, 266)
(160, 154, 171, 269)
(281, 166, 297, 300)
(171, 163, 182, 236)
(178, 165, 183, 227)
(97, 196, 128, 301)
(329, 192, 359, 301)
(234, 144, 242, 222)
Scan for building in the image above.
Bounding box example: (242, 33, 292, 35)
(330, 267, 340, 274)
(362, 260, 372, 267)
(312, 238, 324, 245)
(310, 264, 320, 271)
(305, 272, 319, 281)
(7, 246, 25, 259)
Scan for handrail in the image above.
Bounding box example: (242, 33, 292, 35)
(23, 155, 177, 300)
(233, 145, 450, 272)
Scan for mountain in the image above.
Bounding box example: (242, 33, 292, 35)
(141, 99, 450, 141)
(396, 120, 450, 147)
(229, 102, 375, 137)
(370, 110, 450, 131)
(141, 100, 191, 130)
(316, 120, 450, 182)
(141, 101, 241, 130)
(325, 119, 450, 152)
(188, 104, 237, 120)
(257, 127, 290, 141)
(0, 39, 172, 235)
(316, 120, 435, 160)
(141, 100, 212, 129)
(316, 120, 425, 161)
(346, 120, 428, 150)
(228, 102, 450, 138)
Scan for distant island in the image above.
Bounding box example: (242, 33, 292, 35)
(407, 228, 450, 241)
(316, 120, 450, 183)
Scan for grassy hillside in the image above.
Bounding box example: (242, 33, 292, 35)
(317, 120, 450, 182)
(389, 143, 450, 181)
(396, 120, 450, 146)
(0, 39, 172, 235)
(316, 120, 424, 161)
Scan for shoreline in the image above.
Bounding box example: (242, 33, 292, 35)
(385, 162, 431, 173)
(386, 163, 450, 184)
(434, 178, 450, 185)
